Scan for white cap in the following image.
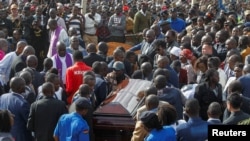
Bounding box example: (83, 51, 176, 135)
(170, 46, 181, 57)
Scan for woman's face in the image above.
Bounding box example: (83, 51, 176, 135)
(53, 78, 60, 91)
(211, 71, 219, 84)
(170, 54, 178, 61)
(234, 66, 242, 79)
(198, 62, 207, 73)
(156, 46, 165, 55)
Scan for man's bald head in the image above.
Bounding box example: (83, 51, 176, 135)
(19, 70, 32, 85)
(68, 27, 77, 36)
(243, 64, 250, 75)
(97, 41, 108, 54)
(145, 95, 159, 110)
(48, 19, 58, 30)
(22, 45, 35, 56)
(86, 43, 97, 53)
(201, 34, 213, 45)
(154, 74, 167, 89)
(78, 84, 91, 97)
(42, 82, 55, 97)
(16, 41, 27, 54)
(26, 55, 38, 68)
(10, 77, 25, 94)
(146, 29, 156, 43)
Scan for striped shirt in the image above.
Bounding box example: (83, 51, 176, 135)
(65, 14, 83, 38)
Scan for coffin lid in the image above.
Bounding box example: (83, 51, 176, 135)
(94, 79, 152, 117)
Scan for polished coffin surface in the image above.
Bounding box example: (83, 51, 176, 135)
(93, 79, 152, 141)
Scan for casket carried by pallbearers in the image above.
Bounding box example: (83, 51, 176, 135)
(93, 79, 152, 141)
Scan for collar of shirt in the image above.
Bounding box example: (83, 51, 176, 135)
(12, 92, 25, 99)
(150, 108, 158, 113)
(140, 9, 147, 16)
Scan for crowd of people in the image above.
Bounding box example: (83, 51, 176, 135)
(0, 0, 250, 140)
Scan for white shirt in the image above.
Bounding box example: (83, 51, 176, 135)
(37, 86, 63, 101)
(51, 54, 73, 84)
(0, 52, 17, 85)
(47, 16, 67, 31)
(218, 68, 228, 90)
(47, 28, 69, 58)
(222, 76, 236, 101)
(84, 13, 101, 34)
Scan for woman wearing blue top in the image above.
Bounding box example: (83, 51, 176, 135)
(140, 111, 176, 141)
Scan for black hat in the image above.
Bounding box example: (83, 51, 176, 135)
(140, 111, 157, 123)
(75, 97, 91, 109)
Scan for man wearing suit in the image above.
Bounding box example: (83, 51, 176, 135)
(92, 61, 108, 107)
(16, 55, 44, 95)
(140, 29, 156, 61)
(9, 45, 35, 81)
(176, 98, 208, 141)
(83, 43, 105, 67)
(27, 82, 68, 141)
(223, 92, 250, 125)
(207, 102, 222, 124)
(0, 77, 33, 141)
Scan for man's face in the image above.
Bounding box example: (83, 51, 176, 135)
(170, 11, 177, 19)
(145, 32, 155, 43)
(36, 7, 42, 16)
(49, 22, 56, 30)
(49, 10, 56, 19)
(234, 66, 242, 78)
(141, 4, 148, 12)
(246, 14, 250, 22)
(13, 31, 21, 40)
(90, 7, 97, 15)
(71, 37, 79, 48)
(165, 32, 174, 43)
(57, 45, 66, 57)
(115, 6, 122, 15)
(215, 31, 223, 43)
(72, 7, 78, 16)
(22, 9, 30, 17)
(202, 44, 212, 55)
(225, 40, 234, 50)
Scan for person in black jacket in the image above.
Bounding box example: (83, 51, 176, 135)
(27, 82, 68, 141)
(194, 68, 223, 120)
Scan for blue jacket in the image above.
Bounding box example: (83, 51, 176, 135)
(54, 112, 90, 141)
(145, 126, 176, 141)
(176, 117, 208, 141)
(167, 18, 186, 33)
(159, 87, 184, 120)
(0, 93, 32, 141)
(238, 74, 250, 98)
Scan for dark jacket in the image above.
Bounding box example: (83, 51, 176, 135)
(194, 82, 223, 120)
(83, 53, 105, 67)
(0, 93, 33, 141)
(27, 96, 68, 141)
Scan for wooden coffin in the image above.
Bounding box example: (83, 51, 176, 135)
(93, 79, 152, 141)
